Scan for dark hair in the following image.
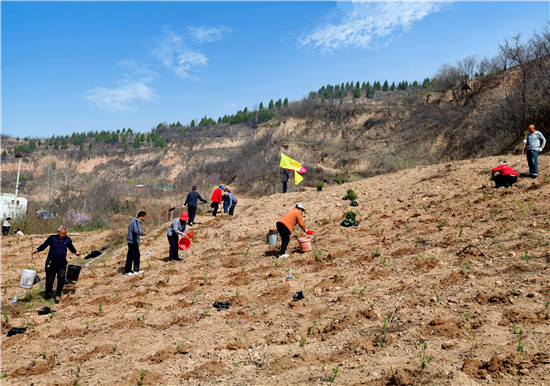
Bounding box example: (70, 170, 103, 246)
(137, 211, 147, 218)
(6, 217, 11, 221)
(192, 185, 197, 190)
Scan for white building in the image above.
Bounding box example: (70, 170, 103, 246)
(0, 194, 28, 220)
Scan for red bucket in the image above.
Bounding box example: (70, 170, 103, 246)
(188, 232, 195, 238)
(178, 237, 191, 250)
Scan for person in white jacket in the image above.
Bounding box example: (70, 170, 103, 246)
(523, 124, 546, 178)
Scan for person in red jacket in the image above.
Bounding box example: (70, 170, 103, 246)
(491, 161, 518, 189)
(210, 185, 224, 217)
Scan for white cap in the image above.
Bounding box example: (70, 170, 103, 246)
(296, 203, 306, 211)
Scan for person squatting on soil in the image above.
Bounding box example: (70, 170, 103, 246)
(491, 161, 518, 189)
(167, 212, 188, 261)
(224, 190, 238, 216)
(125, 211, 146, 276)
(211, 185, 224, 217)
(281, 169, 290, 193)
(2, 217, 12, 236)
(523, 124, 546, 178)
(222, 187, 231, 214)
(184, 185, 207, 225)
(276, 203, 309, 258)
(32, 226, 81, 302)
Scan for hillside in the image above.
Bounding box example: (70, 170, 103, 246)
(1, 155, 549, 385)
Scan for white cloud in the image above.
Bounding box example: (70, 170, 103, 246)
(298, 1, 444, 53)
(188, 25, 231, 44)
(85, 81, 157, 112)
(152, 28, 209, 79)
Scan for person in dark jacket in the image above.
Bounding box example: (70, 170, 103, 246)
(184, 186, 207, 225)
(281, 169, 290, 193)
(211, 185, 223, 217)
(167, 212, 188, 261)
(222, 187, 231, 214)
(32, 226, 81, 302)
(491, 161, 518, 188)
(2, 217, 12, 236)
(125, 211, 146, 276)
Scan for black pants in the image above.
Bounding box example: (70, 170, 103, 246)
(212, 202, 220, 217)
(167, 234, 179, 261)
(276, 222, 291, 255)
(493, 174, 517, 188)
(2, 226, 10, 236)
(45, 259, 67, 298)
(282, 181, 287, 193)
(188, 205, 197, 223)
(125, 243, 140, 273)
(228, 201, 237, 216)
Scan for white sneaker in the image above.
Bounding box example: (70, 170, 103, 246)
(279, 254, 289, 258)
(134, 270, 144, 274)
(124, 272, 135, 276)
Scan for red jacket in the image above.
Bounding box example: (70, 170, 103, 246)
(492, 164, 517, 176)
(211, 188, 223, 203)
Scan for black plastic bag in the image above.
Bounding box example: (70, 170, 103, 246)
(342, 196, 349, 200)
(292, 291, 305, 301)
(38, 307, 52, 315)
(213, 301, 231, 311)
(7, 327, 26, 337)
(340, 220, 353, 227)
(33, 276, 41, 284)
(84, 250, 102, 260)
(349, 201, 359, 207)
(353, 222, 360, 226)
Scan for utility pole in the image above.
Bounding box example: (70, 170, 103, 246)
(14, 153, 22, 197)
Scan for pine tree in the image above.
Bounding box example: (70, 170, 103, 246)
(268, 99, 274, 109)
(283, 98, 289, 108)
(259, 102, 264, 111)
(353, 87, 361, 99)
(390, 82, 395, 91)
(382, 80, 389, 91)
(275, 98, 282, 108)
(88, 142, 93, 151)
(133, 136, 141, 149)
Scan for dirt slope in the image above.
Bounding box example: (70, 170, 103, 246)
(1, 155, 549, 385)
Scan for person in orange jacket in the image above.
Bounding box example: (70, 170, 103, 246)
(276, 203, 309, 258)
(210, 185, 224, 217)
(491, 161, 518, 189)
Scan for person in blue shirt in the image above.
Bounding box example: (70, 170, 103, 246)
(125, 211, 147, 276)
(32, 226, 81, 302)
(167, 212, 188, 261)
(523, 124, 546, 178)
(224, 190, 238, 216)
(183, 186, 207, 225)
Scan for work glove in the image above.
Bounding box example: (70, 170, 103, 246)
(523, 139, 527, 144)
(539, 148, 543, 152)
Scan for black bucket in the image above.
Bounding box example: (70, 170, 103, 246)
(66, 265, 82, 281)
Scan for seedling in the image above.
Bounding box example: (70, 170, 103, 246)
(136, 311, 149, 322)
(112, 344, 117, 352)
(344, 210, 356, 222)
(139, 369, 147, 385)
(201, 310, 208, 316)
(299, 337, 306, 347)
(42, 350, 47, 359)
(522, 249, 529, 264)
(236, 287, 240, 298)
(417, 342, 435, 380)
(510, 324, 525, 359)
(175, 339, 185, 353)
(465, 259, 471, 275)
(330, 366, 339, 383)
(432, 285, 439, 303)
(234, 361, 243, 367)
(3, 311, 9, 324)
(308, 320, 318, 337)
(359, 285, 368, 296)
(374, 248, 381, 257)
(368, 298, 379, 309)
(98, 299, 103, 316)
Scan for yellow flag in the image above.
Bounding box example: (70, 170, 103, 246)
(294, 170, 304, 185)
(280, 153, 302, 172)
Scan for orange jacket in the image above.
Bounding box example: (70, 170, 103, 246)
(278, 208, 306, 234)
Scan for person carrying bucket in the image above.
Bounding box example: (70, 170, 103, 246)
(276, 203, 310, 258)
(183, 185, 207, 226)
(167, 212, 188, 261)
(32, 225, 81, 302)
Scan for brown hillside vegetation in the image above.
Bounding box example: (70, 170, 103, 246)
(1, 155, 549, 385)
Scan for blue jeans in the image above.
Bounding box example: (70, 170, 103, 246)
(526, 149, 539, 176)
(223, 200, 229, 213)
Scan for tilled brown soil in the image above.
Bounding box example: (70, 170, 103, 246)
(1, 155, 549, 385)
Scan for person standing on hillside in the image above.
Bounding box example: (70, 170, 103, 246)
(222, 187, 232, 214)
(184, 186, 207, 225)
(491, 161, 518, 189)
(281, 169, 290, 193)
(32, 226, 81, 302)
(2, 217, 12, 236)
(210, 185, 224, 217)
(125, 211, 146, 276)
(523, 124, 546, 178)
(167, 212, 188, 261)
(224, 190, 238, 216)
(276, 203, 309, 258)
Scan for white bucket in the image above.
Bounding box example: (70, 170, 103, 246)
(19, 269, 37, 289)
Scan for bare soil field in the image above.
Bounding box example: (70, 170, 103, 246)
(1, 155, 549, 385)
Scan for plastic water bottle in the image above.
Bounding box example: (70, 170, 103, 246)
(85, 262, 89, 268)
(13, 295, 17, 303)
(147, 248, 150, 258)
(288, 269, 293, 280)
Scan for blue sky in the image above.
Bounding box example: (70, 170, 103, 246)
(2, 1, 549, 138)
